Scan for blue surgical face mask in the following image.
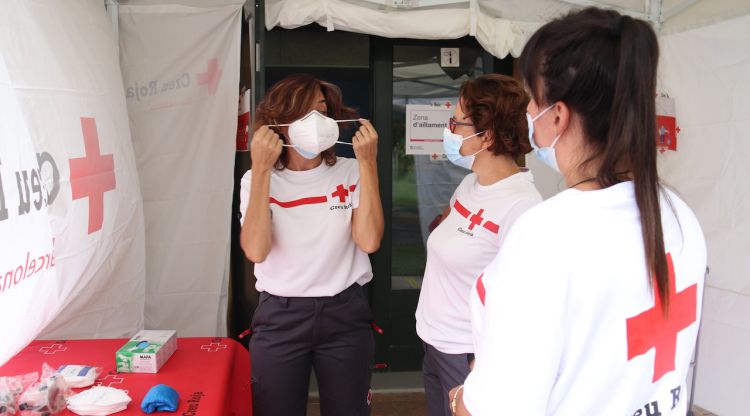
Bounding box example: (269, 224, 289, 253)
(442, 128, 485, 170)
(527, 104, 561, 173)
(292, 145, 319, 159)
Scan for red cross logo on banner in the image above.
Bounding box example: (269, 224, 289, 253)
(69, 117, 116, 234)
(39, 343, 67, 355)
(452, 200, 500, 234)
(626, 253, 698, 382)
(96, 372, 124, 387)
(331, 184, 357, 203)
(198, 58, 222, 96)
(201, 342, 228, 353)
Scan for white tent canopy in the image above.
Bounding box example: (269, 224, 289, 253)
(266, 0, 750, 57)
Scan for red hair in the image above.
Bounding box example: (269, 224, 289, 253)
(459, 74, 531, 159)
(253, 74, 358, 169)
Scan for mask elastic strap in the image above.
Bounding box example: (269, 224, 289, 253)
(281, 141, 353, 148)
(530, 104, 555, 122)
(469, 147, 485, 157)
(268, 118, 363, 128)
(461, 130, 486, 141)
(549, 133, 562, 148)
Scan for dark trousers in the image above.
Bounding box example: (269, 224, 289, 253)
(422, 342, 473, 416)
(250, 284, 374, 416)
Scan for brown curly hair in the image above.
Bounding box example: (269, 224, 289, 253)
(458, 74, 531, 159)
(253, 74, 359, 170)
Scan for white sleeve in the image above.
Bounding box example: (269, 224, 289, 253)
(238, 170, 252, 226)
(350, 160, 361, 209)
(463, 216, 567, 416)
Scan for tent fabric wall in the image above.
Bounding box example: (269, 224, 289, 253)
(118, 1, 243, 336)
(0, 0, 146, 365)
(658, 14, 750, 415)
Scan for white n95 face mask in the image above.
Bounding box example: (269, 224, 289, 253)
(270, 111, 359, 159)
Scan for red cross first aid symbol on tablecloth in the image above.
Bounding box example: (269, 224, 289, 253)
(626, 253, 698, 382)
(96, 372, 124, 387)
(331, 184, 357, 203)
(39, 343, 67, 355)
(201, 342, 228, 353)
(198, 58, 222, 96)
(452, 200, 500, 234)
(69, 117, 116, 234)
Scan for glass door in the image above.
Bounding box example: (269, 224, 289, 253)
(371, 39, 510, 371)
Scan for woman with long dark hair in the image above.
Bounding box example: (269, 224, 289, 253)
(449, 8, 706, 415)
(239, 74, 383, 415)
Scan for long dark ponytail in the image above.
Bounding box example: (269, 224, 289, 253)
(521, 8, 669, 313)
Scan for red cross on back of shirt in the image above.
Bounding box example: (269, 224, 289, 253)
(626, 253, 698, 382)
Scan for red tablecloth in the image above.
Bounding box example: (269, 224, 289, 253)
(0, 337, 251, 415)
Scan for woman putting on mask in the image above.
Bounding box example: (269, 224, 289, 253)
(448, 7, 706, 416)
(239, 74, 383, 416)
(415, 73, 542, 416)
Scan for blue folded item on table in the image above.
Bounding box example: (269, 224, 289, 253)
(140, 384, 179, 413)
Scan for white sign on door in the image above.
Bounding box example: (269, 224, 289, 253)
(405, 104, 453, 156)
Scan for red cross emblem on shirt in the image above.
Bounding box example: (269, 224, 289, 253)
(626, 253, 698, 382)
(39, 343, 67, 355)
(452, 200, 500, 234)
(331, 184, 357, 203)
(69, 117, 116, 234)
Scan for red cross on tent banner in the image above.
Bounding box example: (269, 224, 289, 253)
(68, 117, 116, 234)
(656, 95, 678, 154)
(198, 58, 222, 96)
(626, 253, 698, 382)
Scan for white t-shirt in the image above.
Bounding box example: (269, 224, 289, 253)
(415, 170, 542, 354)
(463, 182, 706, 416)
(239, 157, 372, 297)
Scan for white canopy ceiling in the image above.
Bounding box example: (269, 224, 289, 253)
(265, 0, 750, 57)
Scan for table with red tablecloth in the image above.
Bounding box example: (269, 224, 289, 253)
(0, 337, 251, 415)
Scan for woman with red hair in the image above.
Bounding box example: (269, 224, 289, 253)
(415, 73, 542, 416)
(239, 74, 383, 416)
